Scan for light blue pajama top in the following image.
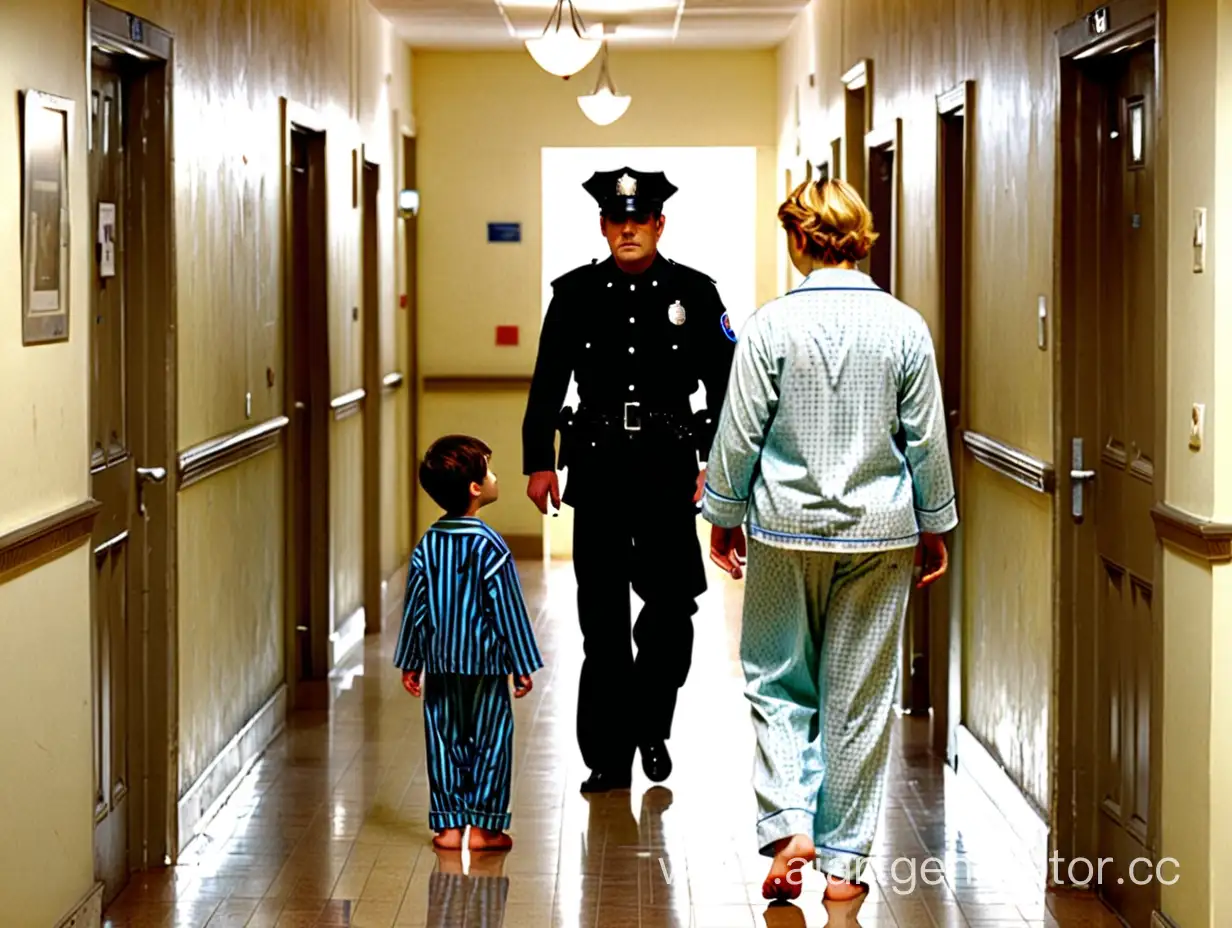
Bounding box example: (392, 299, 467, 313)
(702, 268, 958, 552)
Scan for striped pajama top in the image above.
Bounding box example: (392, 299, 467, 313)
(393, 517, 544, 678)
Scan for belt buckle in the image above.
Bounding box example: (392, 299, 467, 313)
(623, 402, 641, 432)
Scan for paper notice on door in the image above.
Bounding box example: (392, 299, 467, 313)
(98, 202, 116, 278)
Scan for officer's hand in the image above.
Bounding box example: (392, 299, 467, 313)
(513, 674, 534, 698)
(694, 468, 706, 505)
(402, 670, 423, 698)
(527, 471, 560, 515)
(710, 525, 747, 580)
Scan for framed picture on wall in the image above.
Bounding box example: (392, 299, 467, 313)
(21, 89, 73, 345)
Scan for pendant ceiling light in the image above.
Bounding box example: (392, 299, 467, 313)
(525, 0, 602, 79)
(577, 43, 631, 126)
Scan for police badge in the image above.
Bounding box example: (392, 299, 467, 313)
(668, 301, 686, 325)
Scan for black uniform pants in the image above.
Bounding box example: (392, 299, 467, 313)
(572, 501, 706, 774)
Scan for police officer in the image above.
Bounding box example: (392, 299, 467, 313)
(522, 168, 736, 793)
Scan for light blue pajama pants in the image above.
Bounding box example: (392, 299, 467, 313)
(741, 537, 915, 880)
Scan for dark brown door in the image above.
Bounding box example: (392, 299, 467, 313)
(866, 142, 895, 293)
(361, 161, 382, 633)
(286, 125, 331, 695)
(1064, 39, 1159, 926)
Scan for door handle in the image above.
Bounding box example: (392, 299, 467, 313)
(136, 466, 166, 518)
(1070, 438, 1095, 520)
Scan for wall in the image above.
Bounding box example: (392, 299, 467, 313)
(0, 0, 411, 919)
(776, 0, 1077, 811)
(0, 0, 100, 921)
(411, 49, 779, 543)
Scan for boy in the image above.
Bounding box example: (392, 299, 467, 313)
(395, 435, 543, 851)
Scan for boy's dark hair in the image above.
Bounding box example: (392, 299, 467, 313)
(420, 435, 492, 516)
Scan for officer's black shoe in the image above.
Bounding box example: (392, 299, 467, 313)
(580, 770, 632, 794)
(640, 741, 672, 783)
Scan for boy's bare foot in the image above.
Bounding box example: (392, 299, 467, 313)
(468, 827, 513, 851)
(761, 834, 816, 901)
(432, 827, 464, 850)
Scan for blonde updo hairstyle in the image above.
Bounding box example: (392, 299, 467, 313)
(777, 177, 878, 267)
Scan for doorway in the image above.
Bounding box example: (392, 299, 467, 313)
(283, 105, 331, 705)
(87, 2, 176, 904)
(402, 134, 419, 547)
(1057, 4, 1162, 925)
(864, 120, 899, 294)
(934, 82, 974, 762)
(841, 61, 871, 200)
(361, 159, 383, 634)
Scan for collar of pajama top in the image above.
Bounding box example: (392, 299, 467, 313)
(700, 267, 959, 552)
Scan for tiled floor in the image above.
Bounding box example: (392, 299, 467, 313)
(103, 556, 1124, 927)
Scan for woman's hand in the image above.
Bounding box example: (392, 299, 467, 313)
(402, 670, 423, 697)
(916, 533, 948, 589)
(710, 525, 747, 580)
(513, 674, 534, 698)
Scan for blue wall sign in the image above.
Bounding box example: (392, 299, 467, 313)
(487, 222, 521, 243)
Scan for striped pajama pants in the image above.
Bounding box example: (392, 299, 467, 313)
(741, 538, 915, 881)
(424, 674, 514, 832)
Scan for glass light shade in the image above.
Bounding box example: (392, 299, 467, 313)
(525, 29, 601, 78)
(577, 86, 632, 125)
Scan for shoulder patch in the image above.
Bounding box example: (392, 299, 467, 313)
(720, 312, 738, 343)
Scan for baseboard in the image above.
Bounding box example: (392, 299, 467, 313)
(1151, 910, 1179, 928)
(330, 606, 366, 667)
(54, 882, 103, 928)
(505, 533, 544, 561)
(954, 725, 1050, 878)
(177, 684, 287, 850)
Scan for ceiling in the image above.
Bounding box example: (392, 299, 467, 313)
(374, 0, 810, 50)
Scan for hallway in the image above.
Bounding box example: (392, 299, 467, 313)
(101, 559, 1119, 928)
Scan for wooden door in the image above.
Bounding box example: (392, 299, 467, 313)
(89, 52, 134, 906)
(1064, 38, 1159, 926)
(402, 134, 419, 539)
(361, 161, 382, 633)
(286, 124, 331, 694)
(934, 88, 971, 762)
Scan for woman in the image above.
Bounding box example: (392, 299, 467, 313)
(702, 178, 956, 908)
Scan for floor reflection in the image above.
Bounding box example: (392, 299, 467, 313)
(98, 557, 1125, 927)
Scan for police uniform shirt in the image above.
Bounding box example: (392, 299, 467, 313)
(521, 252, 736, 489)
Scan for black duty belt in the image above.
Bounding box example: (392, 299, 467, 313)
(569, 402, 694, 438)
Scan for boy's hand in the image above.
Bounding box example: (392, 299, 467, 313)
(709, 525, 747, 580)
(513, 674, 533, 698)
(402, 670, 423, 697)
(916, 533, 948, 589)
(693, 468, 706, 505)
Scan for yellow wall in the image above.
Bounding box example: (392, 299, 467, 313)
(776, 0, 1067, 809)
(0, 1, 98, 921)
(0, 0, 411, 918)
(411, 49, 779, 542)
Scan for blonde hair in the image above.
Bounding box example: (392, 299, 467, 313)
(777, 177, 878, 267)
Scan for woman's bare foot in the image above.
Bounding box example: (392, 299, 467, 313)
(822, 872, 868, 902)
(468, 827, 513, 851)
(761, 834, 816, 901)
(432, 827, 464, 850)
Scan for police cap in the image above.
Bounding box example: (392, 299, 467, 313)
(582, 167, 678, 219)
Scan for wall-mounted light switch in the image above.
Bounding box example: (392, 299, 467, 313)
(1037, 295, 1048, 350)
(1194, 208, 1207, 273)
(246, 391, 253, 420)
(1190, 403, 1205, 451)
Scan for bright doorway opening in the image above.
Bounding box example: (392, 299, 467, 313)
(540, 146, 759, 558)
